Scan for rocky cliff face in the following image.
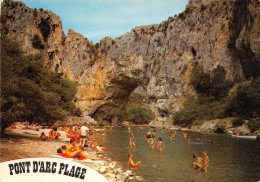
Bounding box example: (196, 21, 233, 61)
(1, 0, 259, 124)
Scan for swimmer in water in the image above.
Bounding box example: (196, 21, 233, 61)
(193, 153, 203, 170)
(183, 132, 187, 140)
(127, 154, 141, 167)
(147, 129, 152, 143)
(203, 151, 209, 172)
(149, 137, 155, 150)
(157, 138, 165, 152)
(129, 133, 136, 149)
(143, 133, 146, 141)
(169, 132, 174, 141)
(186, 138, 191, 144)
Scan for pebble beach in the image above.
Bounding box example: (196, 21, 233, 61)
(0, 128, 144, 182)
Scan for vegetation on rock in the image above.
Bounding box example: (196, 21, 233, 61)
(1, 36, 81, 133)
(173, 64, 260, 127)
(122, 93, 153, 124)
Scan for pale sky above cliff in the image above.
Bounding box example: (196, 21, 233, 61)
(18, 0, 189, 43)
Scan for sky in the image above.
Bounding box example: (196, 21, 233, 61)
(17, 0, 189, 43)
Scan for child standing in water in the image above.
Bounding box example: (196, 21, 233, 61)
(129, 133, 136, 149)
(127, 154, 141, 167)
(203, 151, 209, 172)
(143, 133, 146, 141)
(168, 132, 173, 141)
(183, 132, 187, 140)
(157, 138, 165, 152)
(149, 136, 155, 150)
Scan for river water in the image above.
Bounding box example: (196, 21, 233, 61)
(98, 126, 260, 182)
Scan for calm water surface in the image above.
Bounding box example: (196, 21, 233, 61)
(98, 126, 260, 182)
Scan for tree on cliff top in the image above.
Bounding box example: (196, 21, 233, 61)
(1, 37, 81, 134)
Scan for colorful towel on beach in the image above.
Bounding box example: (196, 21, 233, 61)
(56, 153, 85, 160)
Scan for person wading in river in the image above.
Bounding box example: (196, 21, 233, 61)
(129, 133, 136, 149)
(203, 151, 209, 172)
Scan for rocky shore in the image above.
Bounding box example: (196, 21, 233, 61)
(0, 129, 144, 182)
(151, 117, 260, 136)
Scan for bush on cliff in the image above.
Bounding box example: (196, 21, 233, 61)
(1, 37, 81, 133)
(226, 77, 260, 119)
(122, 104, 153, 125)
(172, 96, 228, 126)
(173, 63, 260, 127)
(173, 76, 260, 127)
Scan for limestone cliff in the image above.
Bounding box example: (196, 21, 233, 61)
(1, 0, 259, 124)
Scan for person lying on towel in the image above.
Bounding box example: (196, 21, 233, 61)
(60, 138, 99, 160)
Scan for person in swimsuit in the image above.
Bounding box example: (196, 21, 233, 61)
(49, 127, 61, 139)
(203, 151, 209, 172)
(143, 133, 146, 141)
(152, 130, 157, 140)
(129, 133, 136, 149)
(65, 138, 99, 160)
(40, 132, 47, 141)
(183, 132, 187, 140)
(147, 129, 152, 142)
(187, 138, 191, 144)
(193, 153, 203, 170)
(66, 126, 74, 134)
(127, 154, 141, 167)
(157, 138, 165, 152)
(168, 132, 173, 141)
(149, 137, 154, 150)
(128, 125, 131, 131)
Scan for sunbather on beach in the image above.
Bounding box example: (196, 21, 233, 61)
(40, 132, 47, 141)
(49, 127, 61, 139)
(65, 138, 99, 160)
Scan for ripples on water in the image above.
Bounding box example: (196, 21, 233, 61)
(98, 127, 260, 182)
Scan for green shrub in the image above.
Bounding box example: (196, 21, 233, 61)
(248, 118, 260, 132)
(172, 96, 231, 126)
(122, 104, 153, 125)
(1, 37, 81, 134)
(173, 76, 259, 128)
(226, 77, 260, 119)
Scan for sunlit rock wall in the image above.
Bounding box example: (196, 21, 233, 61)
(2, 0, 259, 123)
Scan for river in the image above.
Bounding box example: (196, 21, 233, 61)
(97, 126, 260, 182)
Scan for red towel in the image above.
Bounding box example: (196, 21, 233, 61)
(57, 153, 85, 160)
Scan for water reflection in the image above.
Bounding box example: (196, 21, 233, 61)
(98, 126, 260, 182)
